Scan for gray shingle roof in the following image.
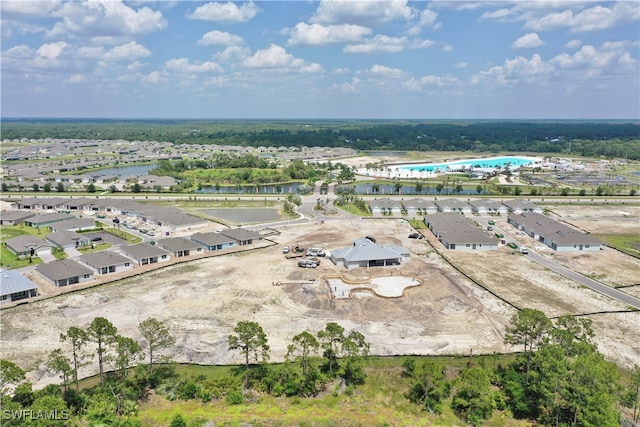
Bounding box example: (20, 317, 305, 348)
(0, 269, 38, 296)
(121, 242, 170, 259)
(36, 259, 94, 280)
(191, 232, 235, 246)
(79, 251, 133, 268)
(333, 238, 406, 262)
(157, 237, 203, 252)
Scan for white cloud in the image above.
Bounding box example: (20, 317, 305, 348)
(142, 70, 167, 84)
(551, 44, 626, 70)
(187, 1, 258, 23)
(442, 44, 453, 52)
(471, 54, 553, 86)
(287, 22, 371, 46)
(344, 35, 407, 54)
(311, 0, 414, 27)
(48, 1, 166, 39)
(0, 0, 61, 17)
(103, 42, 151, 61)
(453, 62, 468, 68)
(368, 64, 407, 78)
(524, 2, 640, 33)
(2, 44, 36, 59)
(214, 45, 252, 63)
(565, 39, 582, 49)
(242, 44, 322, 73)
(512, 33, 544, 49)
(164, 58, 223, 73)
(198, 30, 244, 46)
(37, 41, 68, 60)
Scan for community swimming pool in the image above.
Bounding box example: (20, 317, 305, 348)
(397, 155, 540, 172)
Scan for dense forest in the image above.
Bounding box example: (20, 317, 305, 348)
(1, 310, 639, 426)
(2, 119, 639, 160)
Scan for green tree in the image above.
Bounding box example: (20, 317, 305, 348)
(114, 336, 144, 381)
(286, 331, 319, 378)
(317, 322, 345, 375)
(138, 317, 175, 373)
(132, 183, 142, 193)
(228, 321, 270, 387)
(435, 182, 444, 194)
(60, 326, 89, 390)
(504, 308, 552, 378)
(451, 366, 497, 426)
(45, 349, 73, 392)
(0, 359, 26, 397)
(169, 413, 187, 427)
(629, 365, 640, 425)
(56, 182, 65, 192)
(43, 182, 52, 192)
(28, 395, 70, 426)
(87, 317, 118, 386)
(32, 183, 39, 192)
(87, 183, 96, 193)
(405, 359, 451, 414)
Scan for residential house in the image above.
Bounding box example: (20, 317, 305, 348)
(49, 218, 97, 232)
(23, 212, 74, 228)
(369, 198, 403, 216)
(120, 242, 170, 265)
(330, 238, 410, 270)
(220, 228, 262, 246)
(468, 199, 509, 215)
(190, 232, 236, 251)
(36, 259, 95, 287)
(45, 230, 91, 249)
(79, 251, 134, 275)
(402, 198, 438, 216)
(424, 212, 498, 251)
(0, 210, 35, 225)
(435, 199, 472, 214)
(502, 200, 543, 214)
(507, 213, 601, 251)
(0, 269, 38, 304)
(5, 235, 54, 257)
(157, 237, 204, 257)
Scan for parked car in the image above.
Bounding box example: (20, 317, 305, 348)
(487, 226, 493, 231)
(408, 233, 420, 239)
(298, 259, 317, 268)
(283, 246, 290, 254)
(507, 242, 518, 250)
(520, 247, 529, 254)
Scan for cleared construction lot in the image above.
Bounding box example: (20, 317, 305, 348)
(1, 204, 638, 388)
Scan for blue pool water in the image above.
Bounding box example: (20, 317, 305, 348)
(397, 156, 539, 172)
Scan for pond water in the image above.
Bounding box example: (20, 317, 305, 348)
(204, 208, 282, 224)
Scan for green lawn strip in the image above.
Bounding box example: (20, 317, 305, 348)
(594, 233, 640, 258)
(103, 227, 143, 244)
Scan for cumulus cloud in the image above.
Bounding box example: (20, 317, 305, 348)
(0, 0, 61, 17)
(524, 2, 640, 33)
(37, 41, 68, 59)
(187, 1, 258, 23)
(164, 58, 223, 73)
(242, 44, 322, 73)
(198, 30, 244, 46)
(368, 64, 407, 78)
(47, 1, 166, 39)
(103, 41, 151, 61)
(287, 22, 371, 46)
(471, 54, 553, 86)
(142, 70, 167, 84)
(512, 33, 544, 49)
(311, 0, 414, 27)
(565, 39, 582, 49)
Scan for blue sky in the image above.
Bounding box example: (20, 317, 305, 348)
(1, 1, 639, 119)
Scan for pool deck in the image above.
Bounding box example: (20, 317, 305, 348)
(328, 276, 421, 299)
(356, 156, 542, 179)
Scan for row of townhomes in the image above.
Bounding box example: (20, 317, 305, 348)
(507, 213, 602, 252)
(369, 198, 543, 216)
(0, 196, 265, 304)
(424, 213, 498, 251)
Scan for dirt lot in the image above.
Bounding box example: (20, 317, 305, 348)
(1, 204, 638, 388)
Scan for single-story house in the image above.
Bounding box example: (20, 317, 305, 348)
(369, 198, 402, 216)
(424, 212, 498, 251)
(507, 213, 601, 251)
(1, 269, 38, 304)
(190, 232, 236, 251)
(120, 243, 170, 265)
(0, 210, 35, 225)
(49, 218, 97, 232)
(435, 199, 473, 214)
(45, 230, 91, 249)
(468, 199, 509, 215)
(220, 228, 262, 246)
(502, 200, 543, 214)
(12, 197, 70, 210)
(36, 259, 95, 287)
(79, 251, 134, 275)
(138, 205, 210, 232)
(157, 237, 204, 257)
(23, 212, 74, 228)
(4, 235, 54, 257)
(60, 197, 97, 211)
(330, 238, 409, 270)
(402, 198, 438, 216)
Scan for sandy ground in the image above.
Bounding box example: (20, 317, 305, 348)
(1, 203, 639, 389)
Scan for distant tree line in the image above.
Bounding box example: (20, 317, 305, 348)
(3, 119, 639, 159)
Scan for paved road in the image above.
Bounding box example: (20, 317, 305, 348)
(526, 250, 640, 310)
(476, 218, 640, 310)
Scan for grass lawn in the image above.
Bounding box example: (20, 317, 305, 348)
(0, 224, 50, 269)
(595, 233, 640, 257)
